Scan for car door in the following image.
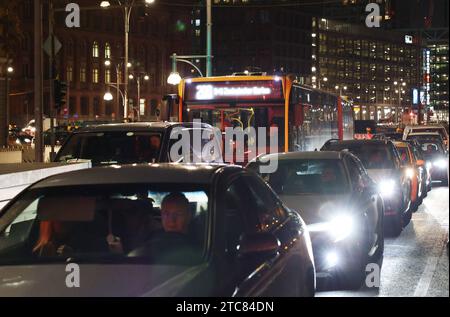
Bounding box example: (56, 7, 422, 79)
(214, 172, 311, 297)
(345, 155, 379, 251)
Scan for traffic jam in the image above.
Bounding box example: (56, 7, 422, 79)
(0, 0, 448, 299)
(0, 74, 448, 297)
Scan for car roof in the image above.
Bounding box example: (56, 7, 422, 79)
(406, 124, 446, 128)
(72, 122, 214, 133)
(408, 132, 441, 136)
(253, 151, 345, 162)
(31, 164, 240, 189)
(323, 139, 391, 147)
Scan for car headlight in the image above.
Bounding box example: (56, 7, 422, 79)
(378, 179, 396, 197)
(405, 168, 415, 179)
(433, 159, 447, 169)
(328, 215, 354, 242)
(308, 214, 354, 242)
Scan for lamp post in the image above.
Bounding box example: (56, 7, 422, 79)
(168, 54, 208, 85)
(100, 0, 155, 119)
(104, 83, 125, 117)
(128, 72, 149, 121)
(105, 59, 123, 120)
(5, 65, 13, 135)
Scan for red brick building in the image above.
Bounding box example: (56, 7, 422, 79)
(9, 0, 193, 126)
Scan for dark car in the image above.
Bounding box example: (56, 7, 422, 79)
(248, 151, 384, 290)
(417, 140, 448, 185)
(43, 126, 71, 146)
(0, 164, 315, 297)
(54, 122, 223, 166)
(321, 139, 412, 236)
(405, 139, 432, 194)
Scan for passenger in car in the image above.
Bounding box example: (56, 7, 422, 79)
(33, 221, 74, 257)
(129, 192, 202, 263)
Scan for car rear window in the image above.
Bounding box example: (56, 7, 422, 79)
(56, 131, 163, 165)
(250, 159, 349, 195)
(324, 144, 395, 170)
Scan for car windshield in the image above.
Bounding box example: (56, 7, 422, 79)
(324, 144, 395, 169)
(56, 131, 163, 165)
(418, 141, 445, 158)
(252, 159, 349, 195)
(396, 146, 411, 165)
(0, 184, 208, 266)
(407, 134, 443, 143)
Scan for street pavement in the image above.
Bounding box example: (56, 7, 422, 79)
(317, 183, 449, 297)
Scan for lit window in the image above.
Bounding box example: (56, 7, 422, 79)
(93, 68, 99, 83)
(66, 66, 73, 83)
(80, 67, 86, 83)
(105, 69, 111, 84)
(92, 41, 99, 58)
(105, 42, 111, 59)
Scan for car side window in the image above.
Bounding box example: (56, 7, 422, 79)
(223, 177, 259, 256)
(242, 175, 287, 233)
(344, 156, 363, 190)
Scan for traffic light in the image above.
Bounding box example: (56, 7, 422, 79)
(54, 80, 67, 109)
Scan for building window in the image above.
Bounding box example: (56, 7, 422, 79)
(92, 68, 99, 83)
(105, 69, 111, 84)
(105, 42, 111, 59)
(80, 67, 86, 83)
(67, 66, 73, 82)
(93, 97, 101, 116)
(81, 97, 89, 115)
(92, 41, 99, 58)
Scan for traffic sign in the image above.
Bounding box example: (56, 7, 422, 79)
(43, 35, 62, 56)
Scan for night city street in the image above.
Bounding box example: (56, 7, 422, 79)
(0, 0, 448, 301)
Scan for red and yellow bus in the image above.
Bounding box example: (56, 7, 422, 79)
(164, 74, 353, 153)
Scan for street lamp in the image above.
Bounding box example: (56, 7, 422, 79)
(104, 92, 113, 101)
(100, 0, 155, 119)
(168, 54, 207, 85)
(128, 72, 150, 121)
(5, 65, 14, 136)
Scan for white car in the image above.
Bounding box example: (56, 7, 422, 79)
(403, 125, 449, 150)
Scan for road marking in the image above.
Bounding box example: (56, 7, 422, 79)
(413, 233, 446, 297)
(413, 257, 439, 297)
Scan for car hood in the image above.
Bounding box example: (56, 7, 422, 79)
(279, 193, 353, 225)
(0, 263, 208, 297)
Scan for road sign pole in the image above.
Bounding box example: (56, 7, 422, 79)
(49, 0, 56, 161)
(34, 0, 44, 163)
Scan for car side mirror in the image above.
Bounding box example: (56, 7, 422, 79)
(238, 232, 280, 259)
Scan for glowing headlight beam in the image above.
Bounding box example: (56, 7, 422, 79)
(378, 179, 396, 197)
